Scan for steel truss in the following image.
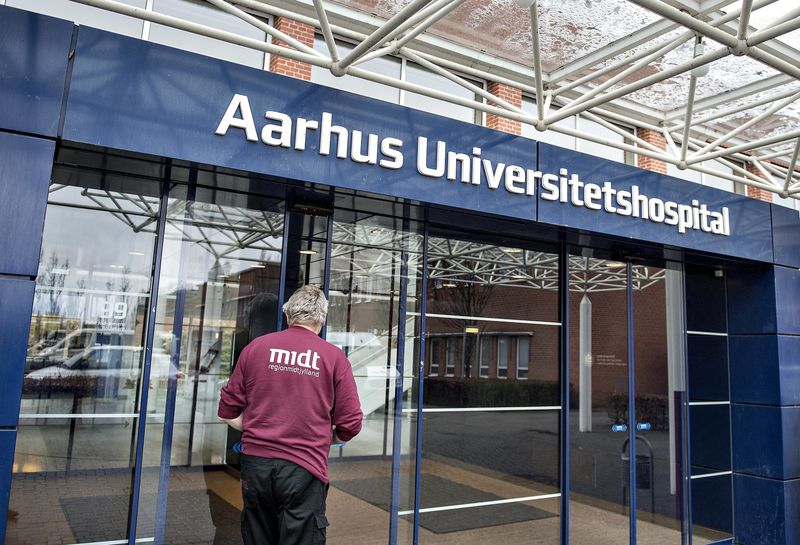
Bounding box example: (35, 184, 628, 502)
(68, 0, 800, 200)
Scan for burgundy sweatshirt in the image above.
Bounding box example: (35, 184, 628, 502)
(218, 326, 363, 484)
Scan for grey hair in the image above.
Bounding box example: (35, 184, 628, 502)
(283, 285, 329, 326)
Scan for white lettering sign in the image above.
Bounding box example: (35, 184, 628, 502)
(215, 94, 732, 238)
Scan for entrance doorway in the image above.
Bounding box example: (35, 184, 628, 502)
(6, 149, 697, 545)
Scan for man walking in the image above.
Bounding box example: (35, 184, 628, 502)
(218, 285, 363, 545)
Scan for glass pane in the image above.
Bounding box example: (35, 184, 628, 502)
(8, 178, 161, 545)
(135, 185, 285, 543)
(325, 212, 423, 545)
(404, 62, 480, 124)
(312, 37, 402, 103)
(578, 116, 629, 164)
(568, 255, 630, 545)
(521, 98, 578, 150)
(6, 0, 146, 37)
(632, 264, 688, 544)
(419, 234, 561, 544)
(149, 0, 266, 68)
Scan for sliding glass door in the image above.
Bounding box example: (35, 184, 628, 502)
(418, 232, 563, 544)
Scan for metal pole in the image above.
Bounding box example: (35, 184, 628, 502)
(782, 138, 800, 195)
(402, 49, 526, 115)
(71, 0, 329, 67)
(628, 0, 738, 48)
(204, 0, 325, 59)
(529, 0, 545, 123)
(357, 0, 467, 64)
(737, 0, 755, 41)
(578, 293, 592, 433)
(691, 91, 800, 159)
(747, 7, 800, 46)
(312, 0, 340, 62)
(546, 47, 729, 125)
(685, 127, 800, 165)
(680, 76, 698, 165)
(333, 0, 436, 74)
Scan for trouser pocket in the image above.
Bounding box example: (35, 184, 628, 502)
(313, 513, 329, 544)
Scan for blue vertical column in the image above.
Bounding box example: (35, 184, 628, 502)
(727, 205, 800, 545)
(0, 134, 57, 541)
(0, 7, 73, 544)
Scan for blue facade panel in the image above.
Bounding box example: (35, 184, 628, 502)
(727, 265, 777, 335)
(730, 335, 800, 406)
(732, 404, 800, 480)
(0, 6, 72, 137)
(734, 474, 789, 545)
(688, 335, 729, 402)
(691, 404, 732, 472)
(0, 430, 16, 543)
(0, 278, 36, 427)
(775, 265, 800, 335)
(537, 143, 773, 262)
(685, 264, 726, 333)
(0, 133, 55, 277)
(772, 205, 800, 268)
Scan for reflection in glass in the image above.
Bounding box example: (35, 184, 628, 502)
(325, 213, 423, 545)
(136, 186, 285, 543)
(632, 264, 687, 545)
(568, 256, 631, 545)
(8, 181, 160, 545)
(419, 235, 561, 544)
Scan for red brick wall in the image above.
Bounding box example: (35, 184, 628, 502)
(745, 163, 774, 203)
(269, 17, 315, 81)
(486, 82, 522, 136)
(636, 128, 668, 174)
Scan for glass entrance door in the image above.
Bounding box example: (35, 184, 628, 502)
(568, 256, 688, 545)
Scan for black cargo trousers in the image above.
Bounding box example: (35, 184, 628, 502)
(239, 454, 330, 545)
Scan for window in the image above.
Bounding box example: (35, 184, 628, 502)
(497, 336, 509, 378)
(429, 338, 441, 376)
(521, 97, 578, 150)
(404, 62, 484, 124)
(311, 37, 401, 104)
(7, 0, 146, 37)
(700, 159, 735, 192)
(149, 0, 267, 68)
(578, 115, 634, 164)
(517, 336, 530, 380)
(445, 336, 458, 376)
(479, 336, 491, 378)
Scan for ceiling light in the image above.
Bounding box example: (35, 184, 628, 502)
(355, 274, 369, 279)
(504, 247, 523, 253)
(109, 264, 125, 269)
(606, 261, 626, 268)
(691, 39, 709, 78)
(512, 274, 527, 279)
(128, 251, 145, 256)
(253, 264, 266, 268)
(442, 282, 457, 288)
(299, 249, 317, 255)
(464, 326, 480, 334)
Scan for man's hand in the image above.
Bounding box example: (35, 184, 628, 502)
(331, 426, 346, 446)
(220, 414, 244, 432)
